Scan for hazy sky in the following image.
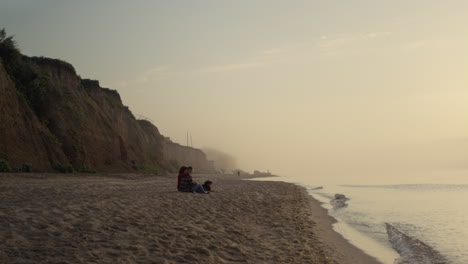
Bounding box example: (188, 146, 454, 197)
(1, 0, 467, 183)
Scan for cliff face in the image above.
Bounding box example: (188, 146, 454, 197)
(0, 56, 214, 173)
(0, 59, 68, 171)
(162, 139, 215, 173)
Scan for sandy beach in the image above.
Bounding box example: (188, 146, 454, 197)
(0, 173, 380, 264)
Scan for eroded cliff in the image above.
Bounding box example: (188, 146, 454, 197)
(0, 35, 214, 173)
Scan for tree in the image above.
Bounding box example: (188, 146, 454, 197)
(0, 28, 45, 113)
(0, 28, 20, 63)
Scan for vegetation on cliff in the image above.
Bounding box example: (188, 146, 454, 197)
(0, 29, 215, 173)
(1, 30, 52, 116)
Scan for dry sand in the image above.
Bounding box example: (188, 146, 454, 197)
(0, 173, 380, 264)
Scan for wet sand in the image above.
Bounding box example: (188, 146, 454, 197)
(0, 173, 380, 263)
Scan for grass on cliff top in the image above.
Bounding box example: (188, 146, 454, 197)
(0, 29, 47, 113)
(29, 56, 76, 75)
(0, 29, 77, 113)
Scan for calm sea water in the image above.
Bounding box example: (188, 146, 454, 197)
(254, 175, 468, 264)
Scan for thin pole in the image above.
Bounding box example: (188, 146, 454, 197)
(190, 133, 193, 147)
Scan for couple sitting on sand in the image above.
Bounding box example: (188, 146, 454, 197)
(177, 166, 211, 194)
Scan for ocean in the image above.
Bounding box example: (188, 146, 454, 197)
(256, 174, 468, 264)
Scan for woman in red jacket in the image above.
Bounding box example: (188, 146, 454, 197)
(177, 166, 188, 191)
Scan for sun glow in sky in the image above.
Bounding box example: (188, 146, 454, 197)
(1, 0, 467, 183)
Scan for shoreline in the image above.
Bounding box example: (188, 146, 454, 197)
(249, 177, 383, 264)
(300, 188, 383, 264)
(1, 173, 380, 263)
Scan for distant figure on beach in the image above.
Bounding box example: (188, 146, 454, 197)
(237, 171, 240, 177)
(177, 166, 208, 194)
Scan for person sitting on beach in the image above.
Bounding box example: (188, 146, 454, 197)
(177, 166, 187, 191)
(177, 166, 208, 194)
(186, 166, 209, 194)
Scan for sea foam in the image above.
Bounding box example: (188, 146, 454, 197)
(385, 223, 449, 264)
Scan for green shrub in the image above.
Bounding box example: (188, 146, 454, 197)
(169, 159, 180, 169)
(144, 166, 161, 175)
(130, 160, 160, 174)
(53, 164, 75, 173)
(78, 167, 97, 174)
(131, 160, 138, 170)
(0, 159, 12, 172)
(21, 163, 32, 172)
(0, 29, 49, 115)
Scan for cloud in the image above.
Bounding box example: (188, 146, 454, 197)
(262, 48, 282, 54)
(199, 61, 264, 73)
(317, 31, 391, 49)
(365, 32, 391, 39)
(403, 40, 427, 51)
(198, 47, 284, 73)
(195, 31, 392, 74)
(111, 66, 169, 87)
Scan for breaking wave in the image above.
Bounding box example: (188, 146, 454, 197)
(385, 223, 449, 264)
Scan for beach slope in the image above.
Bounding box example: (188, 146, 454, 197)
(0, 174, 379, 263)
